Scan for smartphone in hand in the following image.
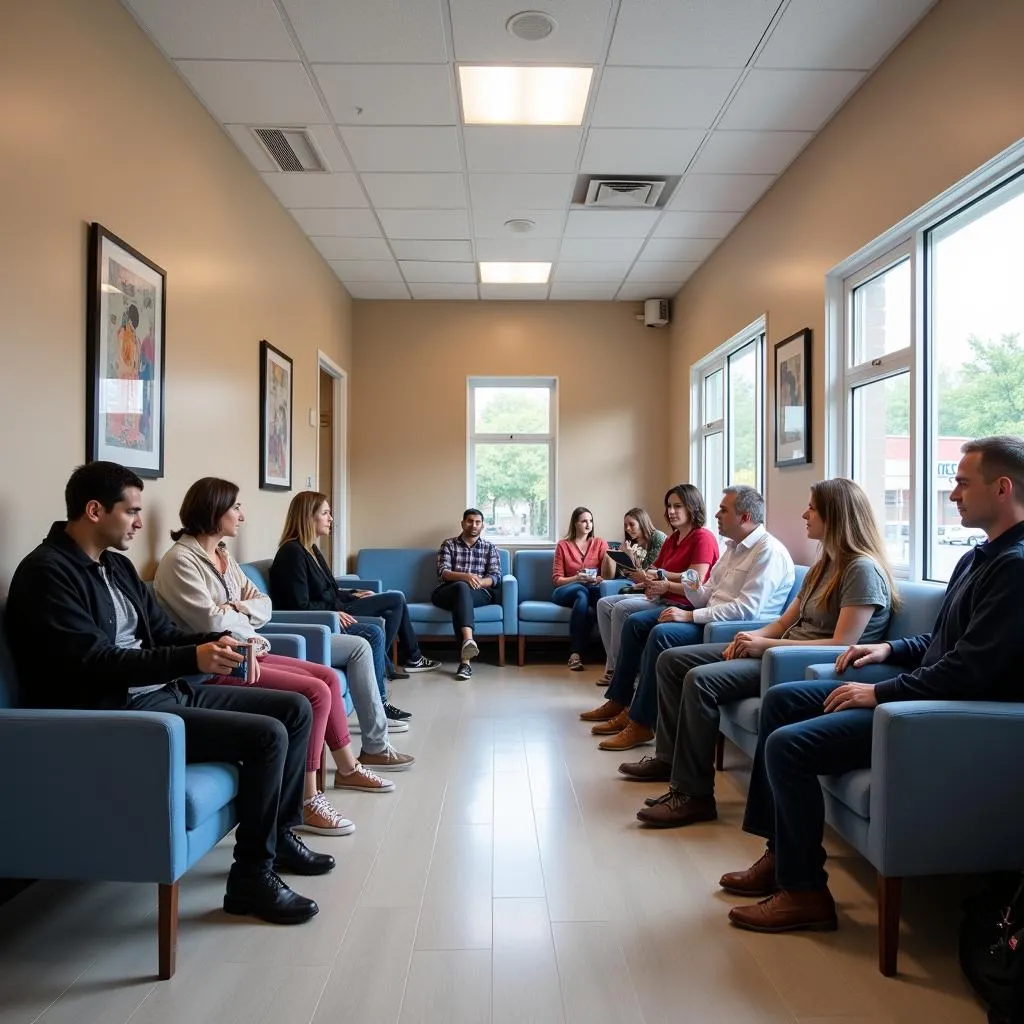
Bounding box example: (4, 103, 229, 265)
(227, 641, 256, 684)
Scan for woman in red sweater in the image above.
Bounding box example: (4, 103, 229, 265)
(552, 506, 610, 671)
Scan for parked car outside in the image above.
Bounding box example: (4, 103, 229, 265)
(937, 524, 986, 546)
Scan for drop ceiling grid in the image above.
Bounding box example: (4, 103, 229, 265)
(122, 0, 940, 300)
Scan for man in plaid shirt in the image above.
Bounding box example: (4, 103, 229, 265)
(432, 508, 502, 680)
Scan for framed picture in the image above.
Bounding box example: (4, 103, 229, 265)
(259, 340, 293, 490)
(774, 328, 812, 467)
(86, 224, 166, 477)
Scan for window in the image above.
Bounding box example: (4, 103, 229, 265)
(692, 320, 764, 521)
(468, 377, 556, 543)
(829, 140, 1024, 582)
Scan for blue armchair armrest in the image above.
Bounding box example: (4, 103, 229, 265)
(760, 646, 849, 692)
(259, 622, 329, 665)
(269, 609, 339, 633)
(703, 619, 774, 643)
(354, 615, 386, 633)
(805, 662, 899, 684)
(0, 709, 188, 883)
(338, 575, 383, 593)
(260, 631, 303, 659)
(501, 573, 518, 634)
(599, 579, 632, 598)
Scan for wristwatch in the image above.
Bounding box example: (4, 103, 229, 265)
(655, 569, 667, 581)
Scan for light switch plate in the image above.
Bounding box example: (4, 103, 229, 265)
(308, 408, 317, 428)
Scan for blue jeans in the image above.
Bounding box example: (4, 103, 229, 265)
(551, 582, 601, 655)
(623, 620, 704, 727)
(742, 680, 874, 891)
(604, 607, 666, 713)
(345, 621, 387, 700)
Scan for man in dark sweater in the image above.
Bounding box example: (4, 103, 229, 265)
(719, 436, 1024, 934)
(5, 462, 332, 925)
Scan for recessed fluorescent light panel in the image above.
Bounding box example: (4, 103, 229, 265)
(479, 262, 552, 284)
(459, 66, 593, 126)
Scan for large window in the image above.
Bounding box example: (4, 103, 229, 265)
(692, 320, 764, 520)
(468, 377, 556, 543)
(830, 144, 1024, 582)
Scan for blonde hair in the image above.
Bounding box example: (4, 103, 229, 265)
(279, 490, 329, 550)
(801, 478, 900, 613)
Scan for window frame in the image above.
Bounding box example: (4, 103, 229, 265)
(466, 375, 558, 545)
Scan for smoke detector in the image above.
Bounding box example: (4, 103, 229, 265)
(504, 218, 536, 233)
(251, 127, 326, 172)
(506, 11, 557, 41)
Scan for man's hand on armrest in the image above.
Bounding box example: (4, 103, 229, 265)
(835, 642, 892, 673)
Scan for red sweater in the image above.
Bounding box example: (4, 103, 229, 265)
(552, 537, 609, 582)
(654, 528, 720, 606)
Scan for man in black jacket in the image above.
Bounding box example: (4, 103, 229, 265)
(5, 462, 332, 925)
(719, 436, 1024, 934)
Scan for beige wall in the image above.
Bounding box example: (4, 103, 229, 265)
(669, 0, 1024, 563)
(0, 0, 352, 590)
(350, 302, 669, 553)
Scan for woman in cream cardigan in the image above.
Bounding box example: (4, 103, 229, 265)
(154, 477, 404, 839)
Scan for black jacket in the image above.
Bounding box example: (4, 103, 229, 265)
(4, 522, 221, 710)
(269, 540, 358, 612)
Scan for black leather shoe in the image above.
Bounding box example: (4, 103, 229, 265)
(223, 870, 319, 924)
(274, 829, 336, 876)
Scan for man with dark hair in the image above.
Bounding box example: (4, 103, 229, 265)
(5, 462, 331, 926)
(722, 436, 1024, 935)
(431, 508, 501, 680)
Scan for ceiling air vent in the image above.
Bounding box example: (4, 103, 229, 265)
(583, 178, 666, 208)
(252, 127, 326, 172)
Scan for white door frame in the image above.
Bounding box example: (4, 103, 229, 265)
(317, 351, 348, 570)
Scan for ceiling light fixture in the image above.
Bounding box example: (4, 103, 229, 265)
(479, 261, 551, 284)
(459, 66, 593, 126)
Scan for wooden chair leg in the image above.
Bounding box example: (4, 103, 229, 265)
(877, 873, 902, 976)
(158, 881, 179, 980)
(392, 638, 399, 667)
(714, 733, 725, 772)
(518, 634, 526, 667)
(497, 634, 506, 667)
(317, 745, 327, 793)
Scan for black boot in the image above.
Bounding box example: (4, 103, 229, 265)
(274, 829, 336, 876)
(223, 869, 318, 924)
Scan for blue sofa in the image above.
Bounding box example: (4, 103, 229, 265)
(353, 548, 517, 665)
(0, 600, 310, 979)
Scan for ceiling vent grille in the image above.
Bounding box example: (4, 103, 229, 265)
(583, 178, 666, 208)
(252, 127, 326, 172)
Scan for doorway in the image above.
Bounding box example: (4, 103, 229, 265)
(317, 353, 347, 571)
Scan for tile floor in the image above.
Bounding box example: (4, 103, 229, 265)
(0, 662, 989, 1023)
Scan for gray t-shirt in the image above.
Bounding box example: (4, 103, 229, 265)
(785, 555, 891, 643)
(98, 566, 163, 698)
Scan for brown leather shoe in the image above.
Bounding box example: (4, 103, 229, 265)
(618, 756, 671, 781)
(728, 889, 837, 933)
(644, 790, 671, 807)
(719, 849, 777, 897)
(591, 708, 630, 735)
(598, 719, 655, 750)
(636, 790, 716, 827)
(580, 699, 625, 723)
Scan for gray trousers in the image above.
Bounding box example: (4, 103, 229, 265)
(655, 643, 762, 797)
(330, 633, 388, 754)
(596, 594, 655, 671)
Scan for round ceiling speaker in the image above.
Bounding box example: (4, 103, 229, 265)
(506, 11, 557, 42)
(504, 218, 536, 233)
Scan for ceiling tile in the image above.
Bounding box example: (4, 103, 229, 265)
(653, 210, 744, 239)
(289, 208, 381, 235)
(564, 210, 659, 238)
(340, 126, 461, 172)
(692, 130, 814, 175)
(378, 209, 471, 239)
(668, 173, 776, 212)
(314, 64, 456, 125)
(640, 237, 720, 261)
(409, 283, 480, 299)
(757, 0, 937, 70)
(464, 127, 583, 173)
(399, 261, 476, 283)
(471, 208, 566, 238)
(329, 260, 403, 282)
(609, 0, 779, 67)
(469, 174, 574, 210)
(617, 281, 680, 301)
(280, 0, 448, 63)
(450, 0, 614, 63)
(310, 236, 392, 260)
(343, 281, 411, 299)
(362, 173, 466, 209)
(479, 284, 550, 300)
(719, 69, 865, 131)
(557, 236, 645, 262)
(553, 261, 632, 282)
(475, 237, 559, 261)
(549, 282, 621, 300)
(175, 60, 324, 124)
(627, 260, 700, 283)
(581, 129, 704, 174)
(261, 173, 367, 208)
(391, 239, 474, 261)
(592, 69, 739, 129)
(126, 0, 296, 59)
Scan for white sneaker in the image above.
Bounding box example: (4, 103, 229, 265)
(461, 637, 480, 661)
(297, 792, 355, 836)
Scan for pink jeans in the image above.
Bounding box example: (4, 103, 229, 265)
(212, 654, 350, 771)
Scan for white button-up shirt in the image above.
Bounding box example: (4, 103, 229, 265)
(688, 524, 795, 624)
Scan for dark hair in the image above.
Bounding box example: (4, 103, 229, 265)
(664, 483, 706, 530)
(564, 506, 595, 540)
(65, 462, 144, 520)
(723, 485, 766, 525)
(961, 436, 1024, 503)
(171, 477, 239, 541)
(462, 508, 484, 521)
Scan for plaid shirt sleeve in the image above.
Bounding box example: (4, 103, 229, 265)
(485, 542, 501, 588)
(437, 538, 455, 580)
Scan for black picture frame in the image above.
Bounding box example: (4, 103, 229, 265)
(259, 339, 293, 491)
(86, 223, 167, 478)
(773, 328, 812, 467)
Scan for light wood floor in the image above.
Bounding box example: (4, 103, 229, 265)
(0, 662, 987, 1023)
